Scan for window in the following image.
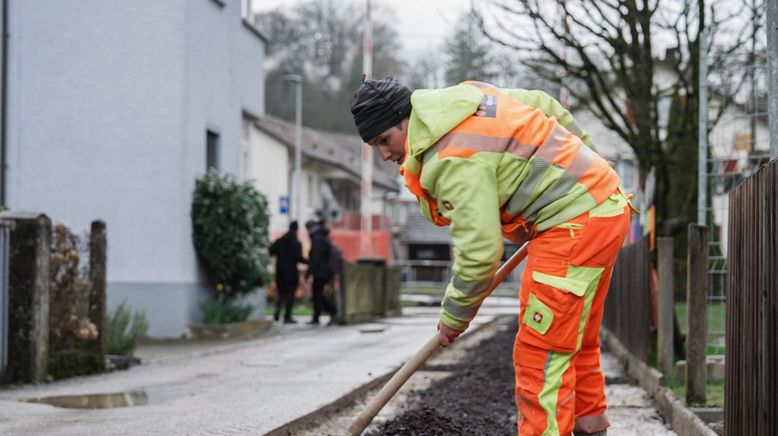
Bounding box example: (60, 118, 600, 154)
(733, 133, 753, 152)
(206, 130, 220, 171)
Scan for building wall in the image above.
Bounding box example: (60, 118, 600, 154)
(6, 0, 265, 336)
(249, 129, 290, 234)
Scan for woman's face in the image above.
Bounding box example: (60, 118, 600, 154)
(367, 118, 409, 165)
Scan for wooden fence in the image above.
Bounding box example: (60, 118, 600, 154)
(726, 159, 777, 436)
(603, 236, 652, 363)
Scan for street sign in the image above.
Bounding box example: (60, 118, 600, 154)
(279, 195, 289, 215)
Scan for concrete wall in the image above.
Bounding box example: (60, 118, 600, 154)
(6, 0, 265, 337)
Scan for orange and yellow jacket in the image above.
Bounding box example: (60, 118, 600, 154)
(400, 81, 621, 331)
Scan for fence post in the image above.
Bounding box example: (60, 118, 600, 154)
(88, 220, 107, 366)
(3, 212, 50, 383)
(657, 237, 674, 380)
(686, 224, 708, 404)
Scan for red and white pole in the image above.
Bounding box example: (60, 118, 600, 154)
(360, 0, 373, 256)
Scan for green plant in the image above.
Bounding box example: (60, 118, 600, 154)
(191, 170, 271, 300)
(106, 301, 149, 356)
(200, 297, 254, 325)
(667, 378, 725, 408)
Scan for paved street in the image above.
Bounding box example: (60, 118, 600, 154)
(0, 306, 674, 435)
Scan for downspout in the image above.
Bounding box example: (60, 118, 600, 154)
(0, 0, 8, 206)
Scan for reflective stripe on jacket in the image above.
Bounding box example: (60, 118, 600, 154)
(401, 81, 620, 330)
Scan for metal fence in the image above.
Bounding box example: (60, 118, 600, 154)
(705, 57, 770, 352)
(725, 159, 777, 436)
(603, 237, 652, 363)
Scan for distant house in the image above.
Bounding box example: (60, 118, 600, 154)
(398, 207, 452, 283)
(571, 57, 771, 255)
(2, 0, 267, 336)
(246, 115, 400, 260)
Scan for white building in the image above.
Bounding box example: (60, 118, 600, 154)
(2, 0, 267, 336)
(247, 115, 399, 237)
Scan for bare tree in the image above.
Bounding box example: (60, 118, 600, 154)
(443, 11, 499, 85)
(474, 0, 762, 231)
(256, 0, 404, 133)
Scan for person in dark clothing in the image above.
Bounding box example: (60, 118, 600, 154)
(269, 221, 307, 324)
(306, 220, 337, 325)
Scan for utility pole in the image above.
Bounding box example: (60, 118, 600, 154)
(769, 0, 778, 160)
(360, 0, 374, 256)
(698, 29, 709, 225)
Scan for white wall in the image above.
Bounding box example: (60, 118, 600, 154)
(249, 129, 290, 234)
(7, 0, 265, 336)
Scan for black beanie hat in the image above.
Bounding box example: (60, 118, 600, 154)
(351, 77, 412, 142)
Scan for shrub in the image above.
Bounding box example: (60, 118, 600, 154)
(105, 301, 149, 356)
(200, 297, 254, 325)
(191, 170, 271, 300)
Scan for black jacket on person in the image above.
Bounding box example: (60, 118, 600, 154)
(269, 231, 306, 287)
(307, 229, 334, 281)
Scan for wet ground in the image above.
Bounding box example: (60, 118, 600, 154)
(0, 308, 514, 435)
(0, 307, 675, 435)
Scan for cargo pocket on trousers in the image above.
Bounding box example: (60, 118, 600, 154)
(519, 270, 588, 353)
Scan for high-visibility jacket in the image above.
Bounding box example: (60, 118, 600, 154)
(400, 81, 620, 331)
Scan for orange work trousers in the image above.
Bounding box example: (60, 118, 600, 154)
(514, 193, 632, 436)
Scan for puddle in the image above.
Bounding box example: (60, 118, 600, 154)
(24, 391, 154, 409)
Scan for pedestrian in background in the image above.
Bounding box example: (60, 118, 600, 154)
(324, 227, 346, 325)
(306, 220, 337, 325)
(269, 221, 307, 324)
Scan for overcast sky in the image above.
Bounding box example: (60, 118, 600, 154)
(253, 0, 473, 61)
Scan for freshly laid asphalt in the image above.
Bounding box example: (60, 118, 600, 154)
(0, 305, 675, 435)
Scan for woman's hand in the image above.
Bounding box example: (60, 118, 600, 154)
(437, 321, 464, 347)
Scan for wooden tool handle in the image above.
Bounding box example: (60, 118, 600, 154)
(347, 243, 528, 435)
(347, 334, 440, 435)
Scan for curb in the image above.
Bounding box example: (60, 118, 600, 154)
(265, 370, 395, 436)
(601, 329, 717, 436)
